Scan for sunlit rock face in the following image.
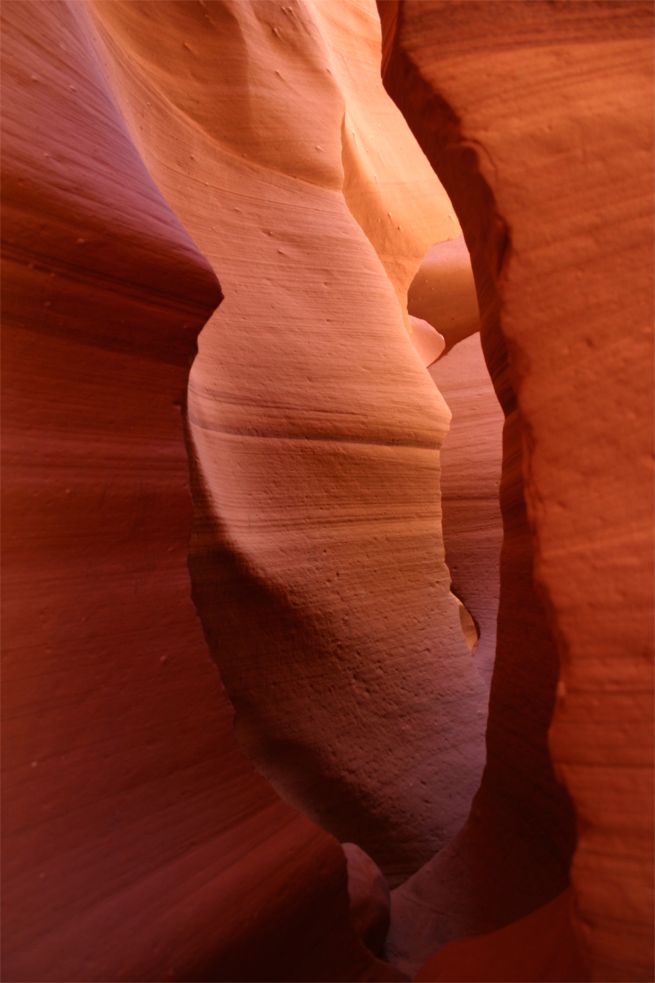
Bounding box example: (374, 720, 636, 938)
(88, 0, 489, 885)
(383, 2, 654, 981)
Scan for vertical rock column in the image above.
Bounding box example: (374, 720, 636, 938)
(383, 1, 654, 979)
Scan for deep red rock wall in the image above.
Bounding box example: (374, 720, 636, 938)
(1, 3, 401, 979)
(382, 1, 654, 980)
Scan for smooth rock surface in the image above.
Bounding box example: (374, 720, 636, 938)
(89, 0, 489, 883)
(383, 1, 654, 980)
(409, 236, 480, 353)
(415, 890, 588, 983)
(1, 3, 402, 980)
(429, 332, 503, 685)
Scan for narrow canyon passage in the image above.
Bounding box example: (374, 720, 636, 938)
(2, 2, 652, 982)
(92, 2, 579, 970)
(409, 237, 504, 687)
(429, 331, 502, 685)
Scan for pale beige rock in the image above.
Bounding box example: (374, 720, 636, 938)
(410, 236, 480, 352)
(409, 315, 445, 368)
(89, 0, 488, 883)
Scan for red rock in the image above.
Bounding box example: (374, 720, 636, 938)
(4, 1, 651, 980)
(429, 332, 503, 685)
(1, 2, 402, 979)
(383, 1, 654, 980)
(415, 890, 588, 983)
(344, 843, 391, 956)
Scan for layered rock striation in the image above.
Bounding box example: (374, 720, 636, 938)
(383, 2, 654, 980)
(88, 0, 488, 883)
(3, 1, 652, 981)
(1, 2, 406, 979)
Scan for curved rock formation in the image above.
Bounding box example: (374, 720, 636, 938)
(3, 0, 652, 980)
(429, 332, 503, 685)
(1, 2, 403, 979)
(383, 1, 654, 980)
(415, 890, 588, 983)
(409, 236, 480, 354)
(87, 0, 488, 883)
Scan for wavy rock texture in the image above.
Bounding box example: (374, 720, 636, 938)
(383, 1, 654, 980)
(1, 3, 404, 980)
(87, 0, 489, 884)
(5, 1, 651, 981)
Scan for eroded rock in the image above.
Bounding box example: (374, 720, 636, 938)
(1, 3, 402, 979)
(383, 1, 653, 979)
(89, 0, 488, 882)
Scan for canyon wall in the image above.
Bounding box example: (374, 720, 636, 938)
(1, 2, 403, 979)
(3, 1, 652, 981)
(383, 2, 654, 980)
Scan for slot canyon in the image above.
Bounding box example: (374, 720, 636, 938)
(1, 2, 653, 982)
